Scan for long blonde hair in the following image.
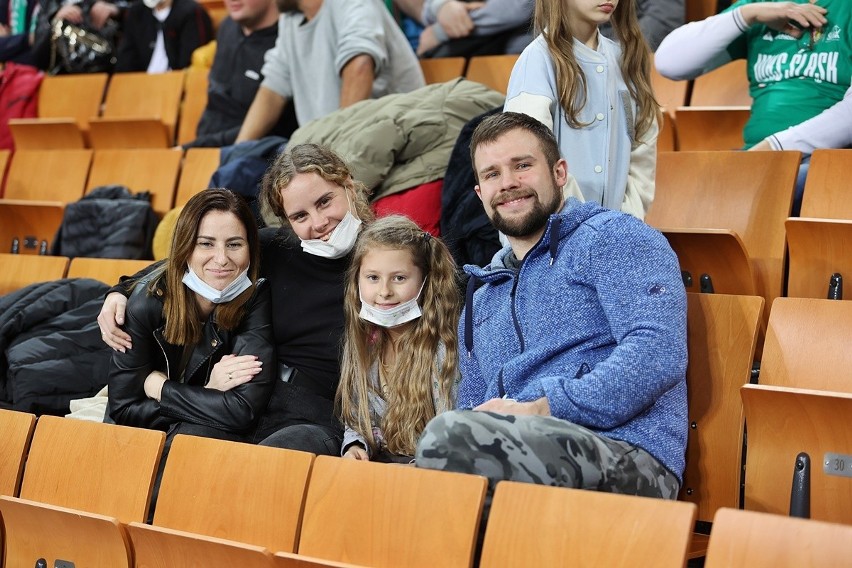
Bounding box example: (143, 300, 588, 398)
(337, 216, 460, 456)
(535, 0, 658, 140)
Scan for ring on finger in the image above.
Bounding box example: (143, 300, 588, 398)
(228, 372, 233, 380)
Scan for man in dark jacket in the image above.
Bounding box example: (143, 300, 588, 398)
(183, 0, 298, 148)
(114, 0, 212, 73)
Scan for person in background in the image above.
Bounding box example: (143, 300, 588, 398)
(338, 215, 460, 463)
(183, 0, 299, 148)
(114, 0, 212, 73)
(504, 0, 660, 220)
(235, 0, 424, 142)
(655, 0, 851, 215)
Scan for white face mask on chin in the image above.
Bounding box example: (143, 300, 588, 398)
(182, 266, 252, 304)
(299, 211, 362, 259)
(358, 280, 426, 328)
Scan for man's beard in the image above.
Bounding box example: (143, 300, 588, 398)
(490, 183, 562, 238)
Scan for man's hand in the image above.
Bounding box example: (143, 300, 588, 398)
(89, 1, 119, 29)
(741, 1, 827, 38)
(53, 4, 84, 24)
(98, 292, 132, 352)
(437, 1, 485, 39)
(474, 397, 551, 416)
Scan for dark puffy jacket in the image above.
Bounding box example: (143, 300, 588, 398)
(0, 278, 112, 415)
(52, 185, 159, 259)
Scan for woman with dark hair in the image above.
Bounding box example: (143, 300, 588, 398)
(107, 188, 274, 442)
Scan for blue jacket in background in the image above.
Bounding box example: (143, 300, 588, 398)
(459, 199, 688, 480)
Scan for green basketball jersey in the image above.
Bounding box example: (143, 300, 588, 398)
(724, 0, 851, 147)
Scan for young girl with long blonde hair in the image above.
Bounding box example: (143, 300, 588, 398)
(505, 0, 660, 219)
(337, 215, 460, 462)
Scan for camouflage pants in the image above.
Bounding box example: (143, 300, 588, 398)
(415, 410, 680, 499)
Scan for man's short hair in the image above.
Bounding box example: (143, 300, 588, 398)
(469, 112, 561, 181)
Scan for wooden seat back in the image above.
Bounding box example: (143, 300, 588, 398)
(38, 73, 108, 129)
(651, 56, 688, 119)
(799, 149, 852, 219)
(175, 147, 219, 206)
(760, 297, 852, 392)
(0, 253, 69, 295)
(298, 456, 486, 567)
(649, 150, 800, 327)
(97, 71, 185, 143)
(0, 496, 132, 568)
(153, 435, 314, 553)
(674, 106, 749, 151)
(87, 148, 182, 216)
(88, 117, 173, 149)
(741, 384, 852, 524)
(19, 415, 165, 523)
(67, 257, 154, 285)
(681, 293, 763, 520)
(465, 54, 518, 94)
(177, 67, 210, 146)
(419, 57, 466, 84)
(705, 507, 852, 567)
(8, 119, 87, 150)
(688, 59, 751, 106)
(480, 481, 696, 567)
(3, 149, 92, 203)
(663, 229, 755, 295)
(0, 409, 36, 497)
(127, 522, 275, 568)
(0, 200, 65, 256)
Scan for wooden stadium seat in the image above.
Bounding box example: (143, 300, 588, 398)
(760, 297, 852, 392)
(0, 497, 132, 568)
(465, 54, 518, 95)
(298, 456, 487, 567)
(741, 384, 852, 524)
(0, 253, 69, 295)
(419, 57, 466, 84)
(152, 435, 314, 553)
(648, 151, 800, 331)
(7, 73, 108, 150)
(480, 482, 696, 568)
(177, 67, 210, 146)
(663, 229, 755, 295)
(674, 106, 749, 151)
(127, 523, 274, 568)
(19, 415, 165, 522)
(686, 0, 720, 22)
(88, 71, 185, 148)
(3, 149, 92, 203)
(8, 119, 87, 150)
(705, 508, 852, 568)
(688, 59, 751, 106)
(87, 148, 182, 216)
(67, 257, 154, 285)
(0, 409, 36, 497)
(785, 149, 852, 299)
(651, 57, 688, 120)
(274, 552, 365, 567)
(681, 293, 764, 558)
(175, 147, 219, 206)
(0, 200, 65, 255)
(658, 111, 676, 152)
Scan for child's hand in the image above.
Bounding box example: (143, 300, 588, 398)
(343, 445, 369, 460)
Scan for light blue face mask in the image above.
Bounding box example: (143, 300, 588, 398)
(182, 266, 252, 304)
(358, 279, 426, 328)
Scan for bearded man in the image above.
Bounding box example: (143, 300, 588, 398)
(416, 111, 688, 502)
